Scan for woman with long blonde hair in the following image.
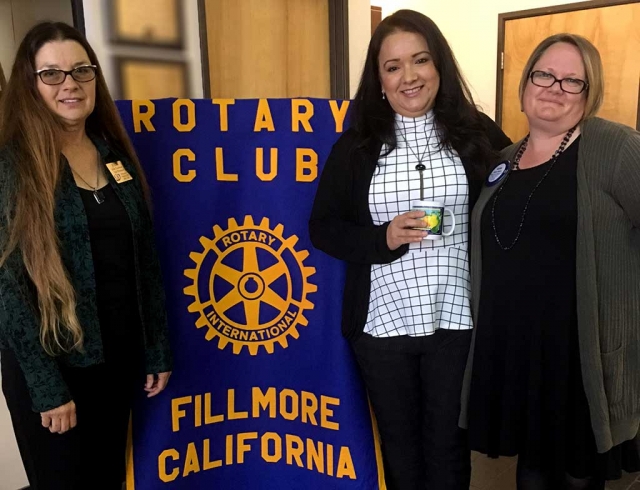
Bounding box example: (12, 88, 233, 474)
(0, 22, 172, 489)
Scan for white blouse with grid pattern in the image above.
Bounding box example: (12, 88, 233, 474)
(364, 111, 473, 337)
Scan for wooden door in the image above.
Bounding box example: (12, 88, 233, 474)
(371, 6, 382, 35)
(499, 1, 640, 141)
(200, 0, 331, 98)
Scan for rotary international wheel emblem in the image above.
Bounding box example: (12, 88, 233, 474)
(183, 216, 317, 355)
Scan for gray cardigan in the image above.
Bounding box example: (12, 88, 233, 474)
(459, 117, 640, 453)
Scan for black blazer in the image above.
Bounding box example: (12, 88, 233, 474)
(309, 113, 511, 340)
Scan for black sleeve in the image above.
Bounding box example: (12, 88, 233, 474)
(309, 132, 408, 265)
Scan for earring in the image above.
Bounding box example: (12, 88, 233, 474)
(382, 91, 386, 100)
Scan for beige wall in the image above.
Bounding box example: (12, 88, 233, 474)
(0, 1, 14, 85)
(0, 391, 25, 490)
(350, 0, 586, 116)
(0, 0, 73, 80)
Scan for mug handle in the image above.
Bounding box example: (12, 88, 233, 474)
(442, 209, 456, 236)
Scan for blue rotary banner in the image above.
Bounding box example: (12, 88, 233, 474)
(115, 98, 383, 489)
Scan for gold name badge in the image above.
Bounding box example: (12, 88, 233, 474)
(105, 161, 133, 183)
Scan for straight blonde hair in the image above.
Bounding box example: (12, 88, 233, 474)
(519, 33, 604, 120)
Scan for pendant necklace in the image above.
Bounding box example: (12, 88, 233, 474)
(397, 119, 436, 200)
(71, 149, 106, 204)
(491, 126, 576, 251)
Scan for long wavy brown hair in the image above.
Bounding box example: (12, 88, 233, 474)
(0, 22, 150, 355)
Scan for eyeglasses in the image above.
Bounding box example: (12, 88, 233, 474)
(34, 65, 98, 85)
(529, 70, 588, 94)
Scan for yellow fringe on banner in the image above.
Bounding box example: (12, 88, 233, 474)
(369, 402, 387, 490)
(126, 412, 136, 490)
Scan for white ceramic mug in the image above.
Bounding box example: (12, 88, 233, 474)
(411, 200, 456, 240)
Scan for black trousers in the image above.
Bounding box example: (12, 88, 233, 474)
(352, 329, 472, 490)
(1, 349, 140, 490)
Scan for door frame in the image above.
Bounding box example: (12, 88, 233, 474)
(328, 0, 350, 99)
(495, 0, 640, 129)
(197, 0, 349, 99)
(70, 0, 85, 34)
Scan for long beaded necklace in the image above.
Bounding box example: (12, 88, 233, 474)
(491, 126, 576, 251)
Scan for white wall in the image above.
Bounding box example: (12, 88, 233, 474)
(348, 0, 371, 97)
(350, 0, 585, 117)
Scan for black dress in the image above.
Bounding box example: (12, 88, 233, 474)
(467, 138, 640, 480)
(1, 184, 144, 490)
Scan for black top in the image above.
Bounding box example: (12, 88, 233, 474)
(309, 114, 511, 340)
(78, 184, 143, 366)
(468, 138, 639, 478)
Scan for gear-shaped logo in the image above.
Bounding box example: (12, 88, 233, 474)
(183, 216, 317, 355)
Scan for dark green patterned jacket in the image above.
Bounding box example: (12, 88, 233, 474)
(0, 136, 172, 412)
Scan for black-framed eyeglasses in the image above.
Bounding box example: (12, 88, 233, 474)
(34, 65, 98, 85)
(529, 70, 588, 94)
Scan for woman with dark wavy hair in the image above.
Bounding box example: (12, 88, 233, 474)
(0, 22, 172, 489)
(309, 9, 510, 489)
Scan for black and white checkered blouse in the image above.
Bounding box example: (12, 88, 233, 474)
(364, 111, 473, 337)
